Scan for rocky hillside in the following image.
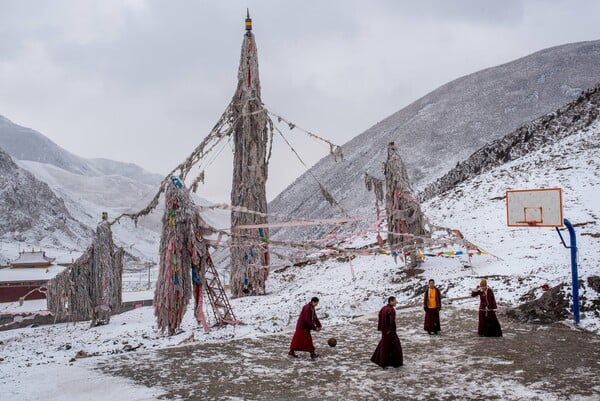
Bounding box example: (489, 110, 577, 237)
(269, 40, 600, 240)
(16, 159, 163, 261)
(0, 115, 165, 261)
(420, 83, 600, 200)
(0, 147, 91, 246)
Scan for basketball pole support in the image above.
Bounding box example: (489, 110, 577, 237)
(555, 218, 579, 324)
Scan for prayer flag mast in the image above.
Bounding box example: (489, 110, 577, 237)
(385, 142, 428, 268)
(230, 10, 271, 297)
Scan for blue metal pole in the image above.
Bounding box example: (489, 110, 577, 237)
(556, 218, 579, 324)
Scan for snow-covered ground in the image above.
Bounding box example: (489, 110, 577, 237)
(0, 124, 598, 399)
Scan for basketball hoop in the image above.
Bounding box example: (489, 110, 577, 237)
(506, 188, 563, 228)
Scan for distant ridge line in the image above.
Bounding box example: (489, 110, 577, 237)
(419, 82, 600, 201)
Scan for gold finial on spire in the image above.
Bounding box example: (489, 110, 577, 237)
(245, 8, 252, 34)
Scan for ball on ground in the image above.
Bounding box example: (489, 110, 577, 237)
(327, 337, 337, 347)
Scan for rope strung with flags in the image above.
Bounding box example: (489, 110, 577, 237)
(266, 109, 344, 162)
(109, 102, 345, 228)
(195, 198, 495, 266)
(195, 201, 495, 269)
(234, 216, 363, 229)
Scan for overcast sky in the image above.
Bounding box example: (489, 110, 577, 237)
(1, 0, 599, 202)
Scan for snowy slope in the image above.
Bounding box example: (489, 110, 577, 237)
(0, 110, 598, 400)
(16, 160, 162, 261)
(0, 115, 163, 186)
(269, 40, 600, 240)
(424, 121, 600, 322)
(16, 159, 233, 261)
(0, 148, 91, 257)
(0, 113, 167, 262)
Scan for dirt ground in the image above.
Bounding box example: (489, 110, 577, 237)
(98, 304, 600, 401)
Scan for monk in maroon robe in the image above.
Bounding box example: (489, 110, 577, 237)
(371, 296, 403, 368)
(471, 279, 502, 337)
(423, 279, 442, 334)
(288, 297, 322, 359)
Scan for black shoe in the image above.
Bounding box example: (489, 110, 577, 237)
(310, 353, 320, 359)
(428, 331, 433, 335)
(288, 351, 298, 358)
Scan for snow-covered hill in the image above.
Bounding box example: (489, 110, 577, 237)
(423, 120, 600, 321)
(1, 90, 598, 400)
(0, 114, 169, 262)
(0, 111, 236, 265)
(421, 83, 600, 200)
(0, 148, 92, 258)
(2, 40, 599, 269)
(0, 115, 163, 186)
(0, 112, 169, 262)
(16, 160, 163, 261)
(269, 40, 600, 240)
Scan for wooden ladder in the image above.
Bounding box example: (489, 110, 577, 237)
(203, 254, 238, 326)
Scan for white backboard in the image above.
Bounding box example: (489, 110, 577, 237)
(506, 188, 563, 227)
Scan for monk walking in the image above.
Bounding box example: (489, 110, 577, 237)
(423, 279, 442, 335)
(471, 279, 502, 337)
(288, 297, 322, 359)
(371, 296, 403, 368)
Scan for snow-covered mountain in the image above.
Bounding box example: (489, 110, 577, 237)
(269, 40, 600, 240)
(0, 115, 163, 186)
(421, 83, 600, 200)
(0, 115, 166, 262)
(1, 40, 599, 268)
(0, 147, 92, 250)
(16, 160, 164, 261)
(0, 114, 227, 263)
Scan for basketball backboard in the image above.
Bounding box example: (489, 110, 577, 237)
(506, 188, 563, 227)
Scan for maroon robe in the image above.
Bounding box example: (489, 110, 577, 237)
(371, 304, 403, 368)
(471, 287, 502, 337)
(289, 303, 321, 353)
(423, 287, 442, 334)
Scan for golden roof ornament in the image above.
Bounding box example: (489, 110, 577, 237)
(245, 9, 252, 35)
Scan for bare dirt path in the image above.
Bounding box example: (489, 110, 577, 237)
(98, 305, 600, 401)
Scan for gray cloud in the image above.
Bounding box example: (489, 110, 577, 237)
(1, 0, 599, 202)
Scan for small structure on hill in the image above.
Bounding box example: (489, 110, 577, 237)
(46, 214, 124, 326)
(0, 249, 62, 302)
(229, 11, 271, 298)
(10, 249, 55, 268)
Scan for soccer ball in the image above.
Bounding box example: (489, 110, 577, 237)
(327, 337, 337, 347)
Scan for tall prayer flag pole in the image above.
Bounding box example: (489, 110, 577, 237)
(229, 10, 271, 297)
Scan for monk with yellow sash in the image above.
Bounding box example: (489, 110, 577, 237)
(423, 279, 442, 335)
